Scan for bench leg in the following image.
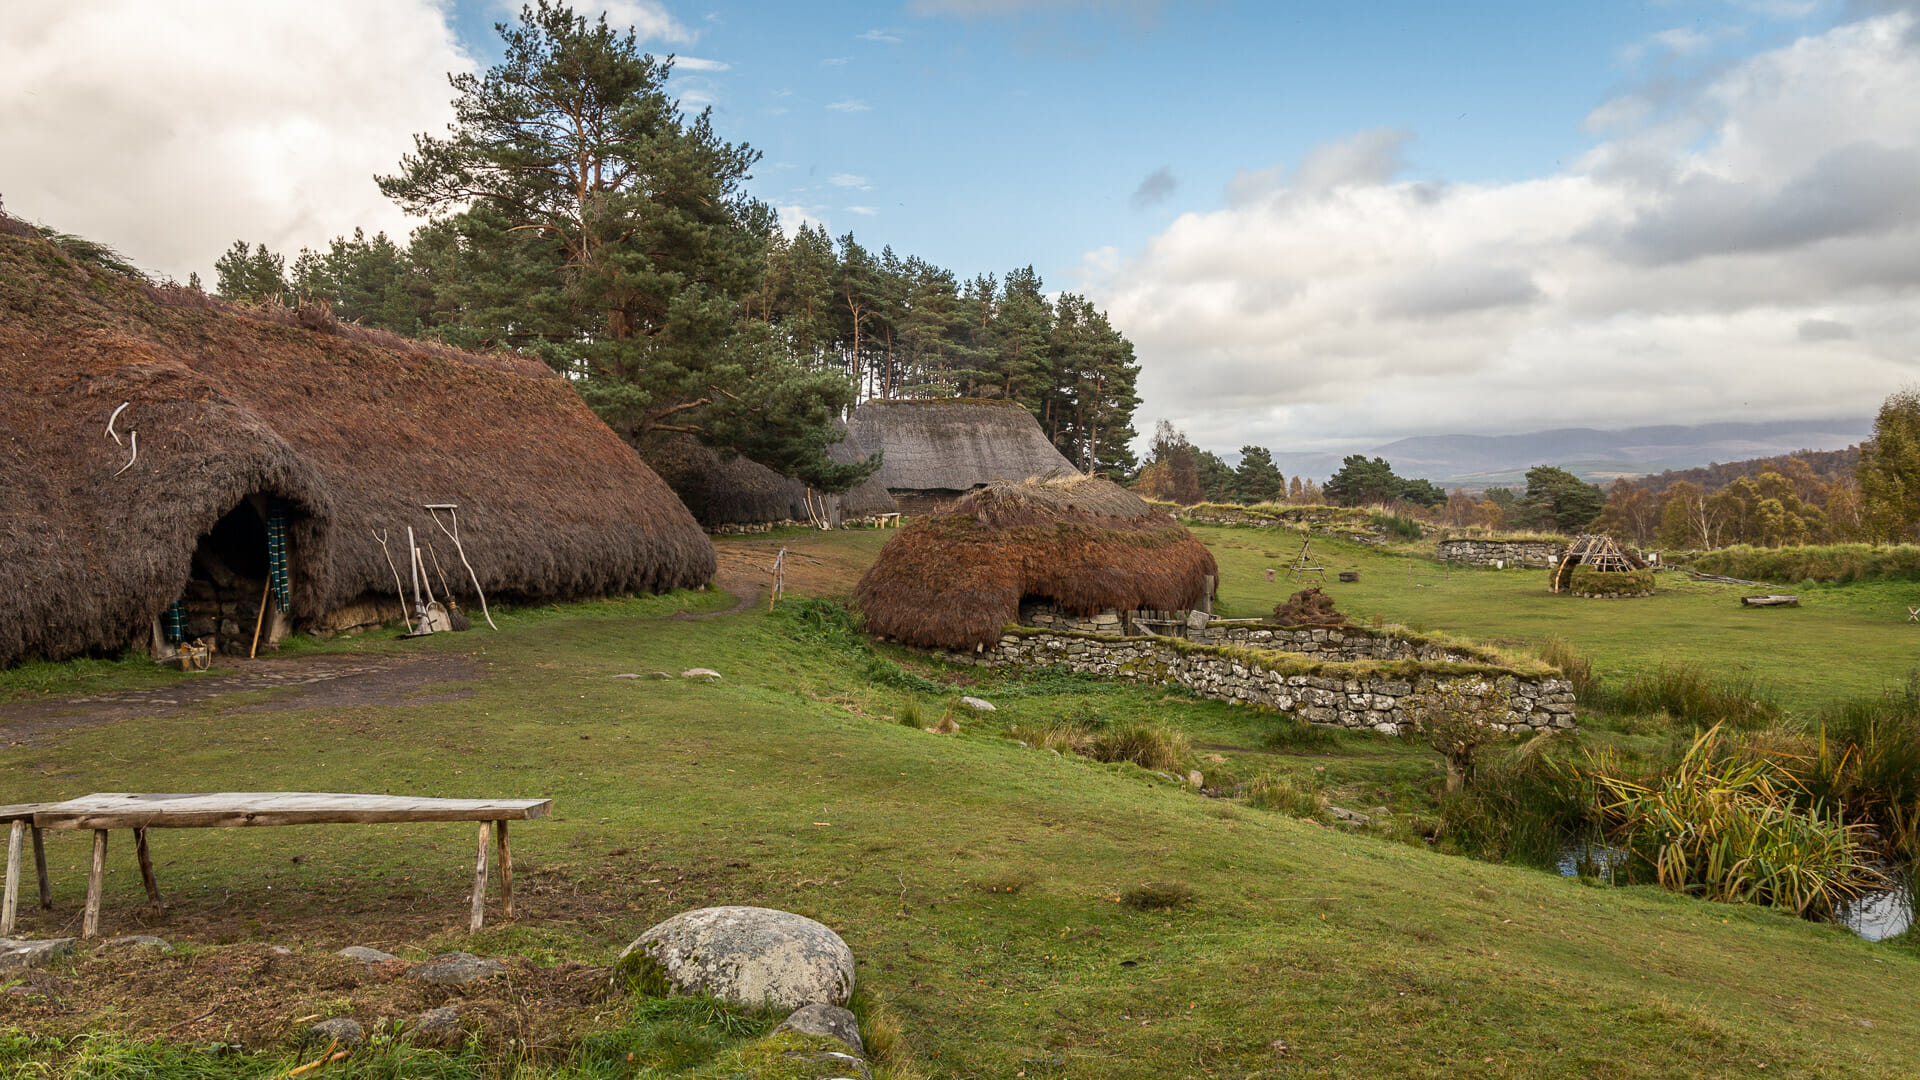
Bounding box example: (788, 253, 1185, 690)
(33, 826, 50, 909)
(83, 829, 108, 939)
(494, 820, 513, 920)
(469, 821, 489, 933)
(3, 821, 21, 937)
(135, 827, 162, 906)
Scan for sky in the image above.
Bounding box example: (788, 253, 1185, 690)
(6, 0, 1920, 455)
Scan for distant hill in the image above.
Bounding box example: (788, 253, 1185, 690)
(1265, 419, 1872, 489)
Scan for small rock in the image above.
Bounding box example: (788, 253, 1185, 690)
(775, 1003, 865, 1055)
(681, 668, 722, 680)
(1186, 770, 1204, 788)
(408, 1006, 463, 1047)
(611, 673, 642, 679)
(1327, 806, 1370, 826)
(338, 946, 399, 963)
(306, 1017, 365, 1050)
(959, 696, 996, 711)
(406, 952, 504, 985)
(1366, 806, 1391, 817)
(100, 935, 171, 951)
(1, 939, 76, 969)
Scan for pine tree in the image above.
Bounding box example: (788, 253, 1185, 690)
(213, 240, 288, 301)
(1233, 446, 1284, 504)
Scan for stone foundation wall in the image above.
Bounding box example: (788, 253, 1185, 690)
(1435, 538, 1565, 568)
(1019, 604, 1484, 664)
(950, 630, 1577, 734)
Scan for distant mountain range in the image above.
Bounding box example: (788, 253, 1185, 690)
(1267, 419, 1874, 489)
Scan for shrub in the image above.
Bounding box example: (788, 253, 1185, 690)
(1121, 881, 1195, 910)
(1435, 731, 1588, 867)
(1245, 772, 1326, 819)
(1406, 683, 1519, 795)
(1694, 543, 1920, 584)
(1272, 586, 1345, 626)
(1601, 663, 1780, 730)
(1583, 726, 1880, 915)
(1809, 673, 1920, 859)
(1088, 721, 1190, 771)
(1567, 566, 1654, 597)
(1370, 511, 1424, 541)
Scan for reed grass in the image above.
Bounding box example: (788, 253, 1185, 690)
(1087, 721, 1190, 771)
(1244, 772, 1326, 819)
(1598, 662, 1781, 730)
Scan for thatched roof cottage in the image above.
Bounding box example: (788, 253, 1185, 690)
(0, 223, 714, 667)
(642, 427, 896, 531)
(846, 399, 1079, 514)
(853, 476, 1219, 651)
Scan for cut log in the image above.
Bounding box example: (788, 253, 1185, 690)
(1740, 594, 1800, 607)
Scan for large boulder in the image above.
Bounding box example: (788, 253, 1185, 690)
(619, 906, 854, 1010)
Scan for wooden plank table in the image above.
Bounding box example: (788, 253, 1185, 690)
(21, 793, 550, 939)
(2, 804, 54, 937)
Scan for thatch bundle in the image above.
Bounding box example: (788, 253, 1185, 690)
(853, 476, 1218, 651)
(0, 225, 714, 667)
(847, 399, 1078, 509)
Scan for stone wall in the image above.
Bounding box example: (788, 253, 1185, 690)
(1019, 603, 1488, 664)
(951, 629, 1576, 734)
(1435, 538, 1565, 568)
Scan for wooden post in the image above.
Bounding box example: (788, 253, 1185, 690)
(248, 576, 272, 659)
(135, 827, 161, 905)
(469, 821, 490, 932)
(83, 829, 108, 939)
(33, 826, 49, 909)
(2, 821, 21, 937)
(1201, 575, 1215, 616)
(494, 820, 513, 920)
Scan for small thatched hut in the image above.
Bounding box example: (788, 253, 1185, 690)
(853, 476, 1219, 651)
(0, 223, 714, 667)
(846, 399, 1079, 514)
(642, 427, 895, 531)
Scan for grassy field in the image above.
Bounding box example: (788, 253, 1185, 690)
(2, 531, 1919, 1078)
(1200, 525, 1920, 713)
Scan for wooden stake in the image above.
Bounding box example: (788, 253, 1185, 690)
(372, 530, 413, 634)
(135, 827, 161, 905)
(429, 507, 498, 631)
(83, 829, 107, 939)
(248, 575, 272, 659)
(406, 526, 423, 621)
(494, 820, 513, 920)
(469, 821, 489, 932)
(33, 825, 50, 909)
(2, 821, 21, 937)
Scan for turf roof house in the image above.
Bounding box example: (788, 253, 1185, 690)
(642, 427, 895, 531)
(854, 476, 1219, 652)
(846, 398, 1080, 515)
(0, 221, 715, 668)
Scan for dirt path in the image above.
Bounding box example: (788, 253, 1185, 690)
(0, 653, 479, 746)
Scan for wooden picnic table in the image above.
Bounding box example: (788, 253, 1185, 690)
(8, 793, 549, 939)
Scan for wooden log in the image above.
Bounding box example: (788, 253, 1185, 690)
(34, 825, 50, 909)
(2, 820, 21, 937)
(470, 821, 490, 933)
(83, 829, 107, 939)
(495, 820, 513, 920)
(135, 827, 161, 905)
(1740, 594, 1800, 607)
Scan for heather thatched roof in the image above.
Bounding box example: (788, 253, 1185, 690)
(642, 426, 895, 527)
(853, 476, 1217, 651)
(0, 225, 714, 667)
(846, 399, 1078, 493)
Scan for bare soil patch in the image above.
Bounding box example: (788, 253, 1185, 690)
(0, 653, 478, 746)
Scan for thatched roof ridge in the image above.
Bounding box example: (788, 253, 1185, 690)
(853, 477, 1217, 651)
(0, 226, 714, 666)
(847, 399, 1078, 493)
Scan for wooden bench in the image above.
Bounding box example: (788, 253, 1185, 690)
(12, 793, 549, 939)
(2, 804, 53, 937)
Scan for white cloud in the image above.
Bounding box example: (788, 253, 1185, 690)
(671, 56, 730, 71)
(829, 173, 872, 189)
(845, 205, 880, 216)
(1079, 11, 1920, 452)
(826, 99, 872, 112)
(1, 0, 476, 281)
(822, 56, 850, 66)
(859, 28, 903, 43)
(775, 204, 830, 237)
(587, 0, 692, 43)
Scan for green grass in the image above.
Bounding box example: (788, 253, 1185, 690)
(6, 535, 1920, 1077)
(1198, 524, 1920, 714)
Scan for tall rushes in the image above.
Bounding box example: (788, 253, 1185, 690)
(1810, 673, 1920, 859)
(1584, 725, 1880, 916)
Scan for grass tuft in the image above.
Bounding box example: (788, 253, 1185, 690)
(1121, 881, 1196, 911)
(1244, 772, 1326, 819)
(1088, 722, 1190, 771)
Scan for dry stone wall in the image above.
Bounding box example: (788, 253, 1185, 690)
(947, 630, 1577, 734)
(1020, 604, 1487, 664)
(1435, 539, 1565, 568)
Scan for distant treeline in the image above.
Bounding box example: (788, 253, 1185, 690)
(1615, 446, 1860, 497)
